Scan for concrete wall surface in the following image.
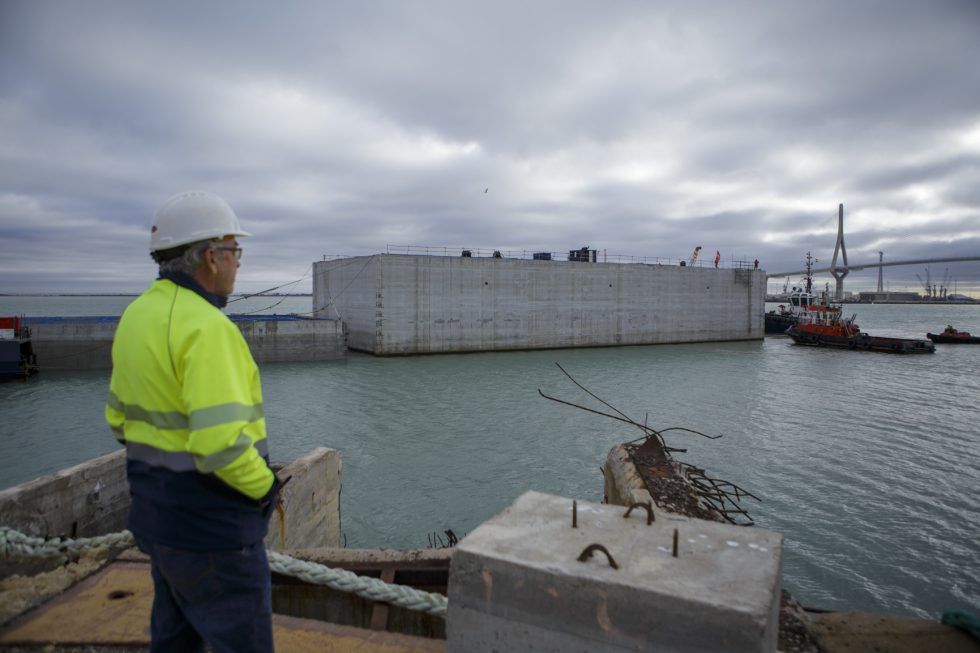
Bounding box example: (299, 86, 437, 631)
(447, 491, 783, 653)
(26, 315, 346, 371)
(602, 443, 654, 508)
(0, 449, 129, 541)
(265, 447, 343, 550)
(315, 254, 764, 354)
(0, 447, 342, 551)
(27, 318, 118, 371)
(236, 317, 346, 364)
(313, 256, 380, 352)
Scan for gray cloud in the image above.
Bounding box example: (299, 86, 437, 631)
(1, 0, 978, 297)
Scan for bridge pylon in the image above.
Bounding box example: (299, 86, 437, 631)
(876, 251, 884, 293)
(830, 203, 849, 300)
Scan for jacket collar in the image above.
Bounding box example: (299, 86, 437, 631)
(159, 270, 229, 309)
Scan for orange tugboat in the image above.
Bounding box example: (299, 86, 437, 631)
(927, 325, 980, 344)
(765, 252, 830, 335)
(786, 309, 935, 354)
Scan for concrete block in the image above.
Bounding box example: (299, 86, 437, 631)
(265, 447, 343, 550)
(0, 449, 129, 539)
(447, 491, 782, 653)
(602, 443, 654, 508)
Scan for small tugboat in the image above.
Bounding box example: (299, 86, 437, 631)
(786, 309, 935, 354)
(765, 252, 832, 334)
(0, 316, 38, 380)
(765, 289, 819, 334)
(927, 325, 980, 344)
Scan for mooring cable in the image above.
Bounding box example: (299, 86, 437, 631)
(0, 526, 448, 617)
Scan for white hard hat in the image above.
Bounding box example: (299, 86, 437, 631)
(150, 190, 252, 252)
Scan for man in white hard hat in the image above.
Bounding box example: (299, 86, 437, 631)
(106, 191, 280, 653)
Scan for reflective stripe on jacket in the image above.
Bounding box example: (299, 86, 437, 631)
(106, 278, 274, 501)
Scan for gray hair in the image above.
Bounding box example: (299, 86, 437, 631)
(157, 239, 216, 276)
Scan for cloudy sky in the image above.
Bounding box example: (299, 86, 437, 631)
(2, 1, 979, 296)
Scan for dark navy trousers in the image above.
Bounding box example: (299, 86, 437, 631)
(137, 538, 274, 653)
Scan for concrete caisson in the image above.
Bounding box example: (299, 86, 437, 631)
(26, 315, 346, 371)
(314, 254, 764, 355)
(447, 491, 783, 653)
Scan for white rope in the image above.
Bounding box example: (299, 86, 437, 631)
(0, 526, 447, 617)
(267, 551, 446, 616)
(0, 526, 135, 558)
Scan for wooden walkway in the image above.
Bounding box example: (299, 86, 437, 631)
(0, 561, 445, 653)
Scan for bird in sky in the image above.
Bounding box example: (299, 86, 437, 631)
(484, 187, 488, 193)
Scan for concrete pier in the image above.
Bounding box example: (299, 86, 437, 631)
(25, 314, 346, 371)
(314, 254, 765, 355)
(447, 491, 783, 652)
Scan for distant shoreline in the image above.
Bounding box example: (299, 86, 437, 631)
(765, 298, 978, 305)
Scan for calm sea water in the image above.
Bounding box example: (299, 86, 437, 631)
(1, 296, 978, 620)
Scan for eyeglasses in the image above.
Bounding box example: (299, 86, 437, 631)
(212, 246, 243, 260)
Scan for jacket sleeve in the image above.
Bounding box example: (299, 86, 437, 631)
(179, 318, 274, 500)
(105, 392, 126, 442)
(105, 349, 127, 443)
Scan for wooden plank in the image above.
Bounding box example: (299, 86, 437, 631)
(0, 561, 445, 652)
(369, 569, 396, 631)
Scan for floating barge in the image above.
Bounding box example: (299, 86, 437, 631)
(787, 323, 936, 353)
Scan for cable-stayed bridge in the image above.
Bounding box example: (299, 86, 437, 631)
(765, 204, 980, 299)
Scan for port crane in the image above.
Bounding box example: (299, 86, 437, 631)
(915, 271, 930, 298)
(915, 267, 949, 299)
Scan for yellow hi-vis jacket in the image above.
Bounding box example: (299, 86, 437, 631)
(106, 278, 274, 500)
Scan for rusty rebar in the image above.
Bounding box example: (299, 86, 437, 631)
(577, 544, 619, 569)
(538, 389, 647, 432)
(555, 362, 637, 426)
(623, 501, 655, 525)
(540, 366, 758, 526)
(659, 426, 724, 440)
